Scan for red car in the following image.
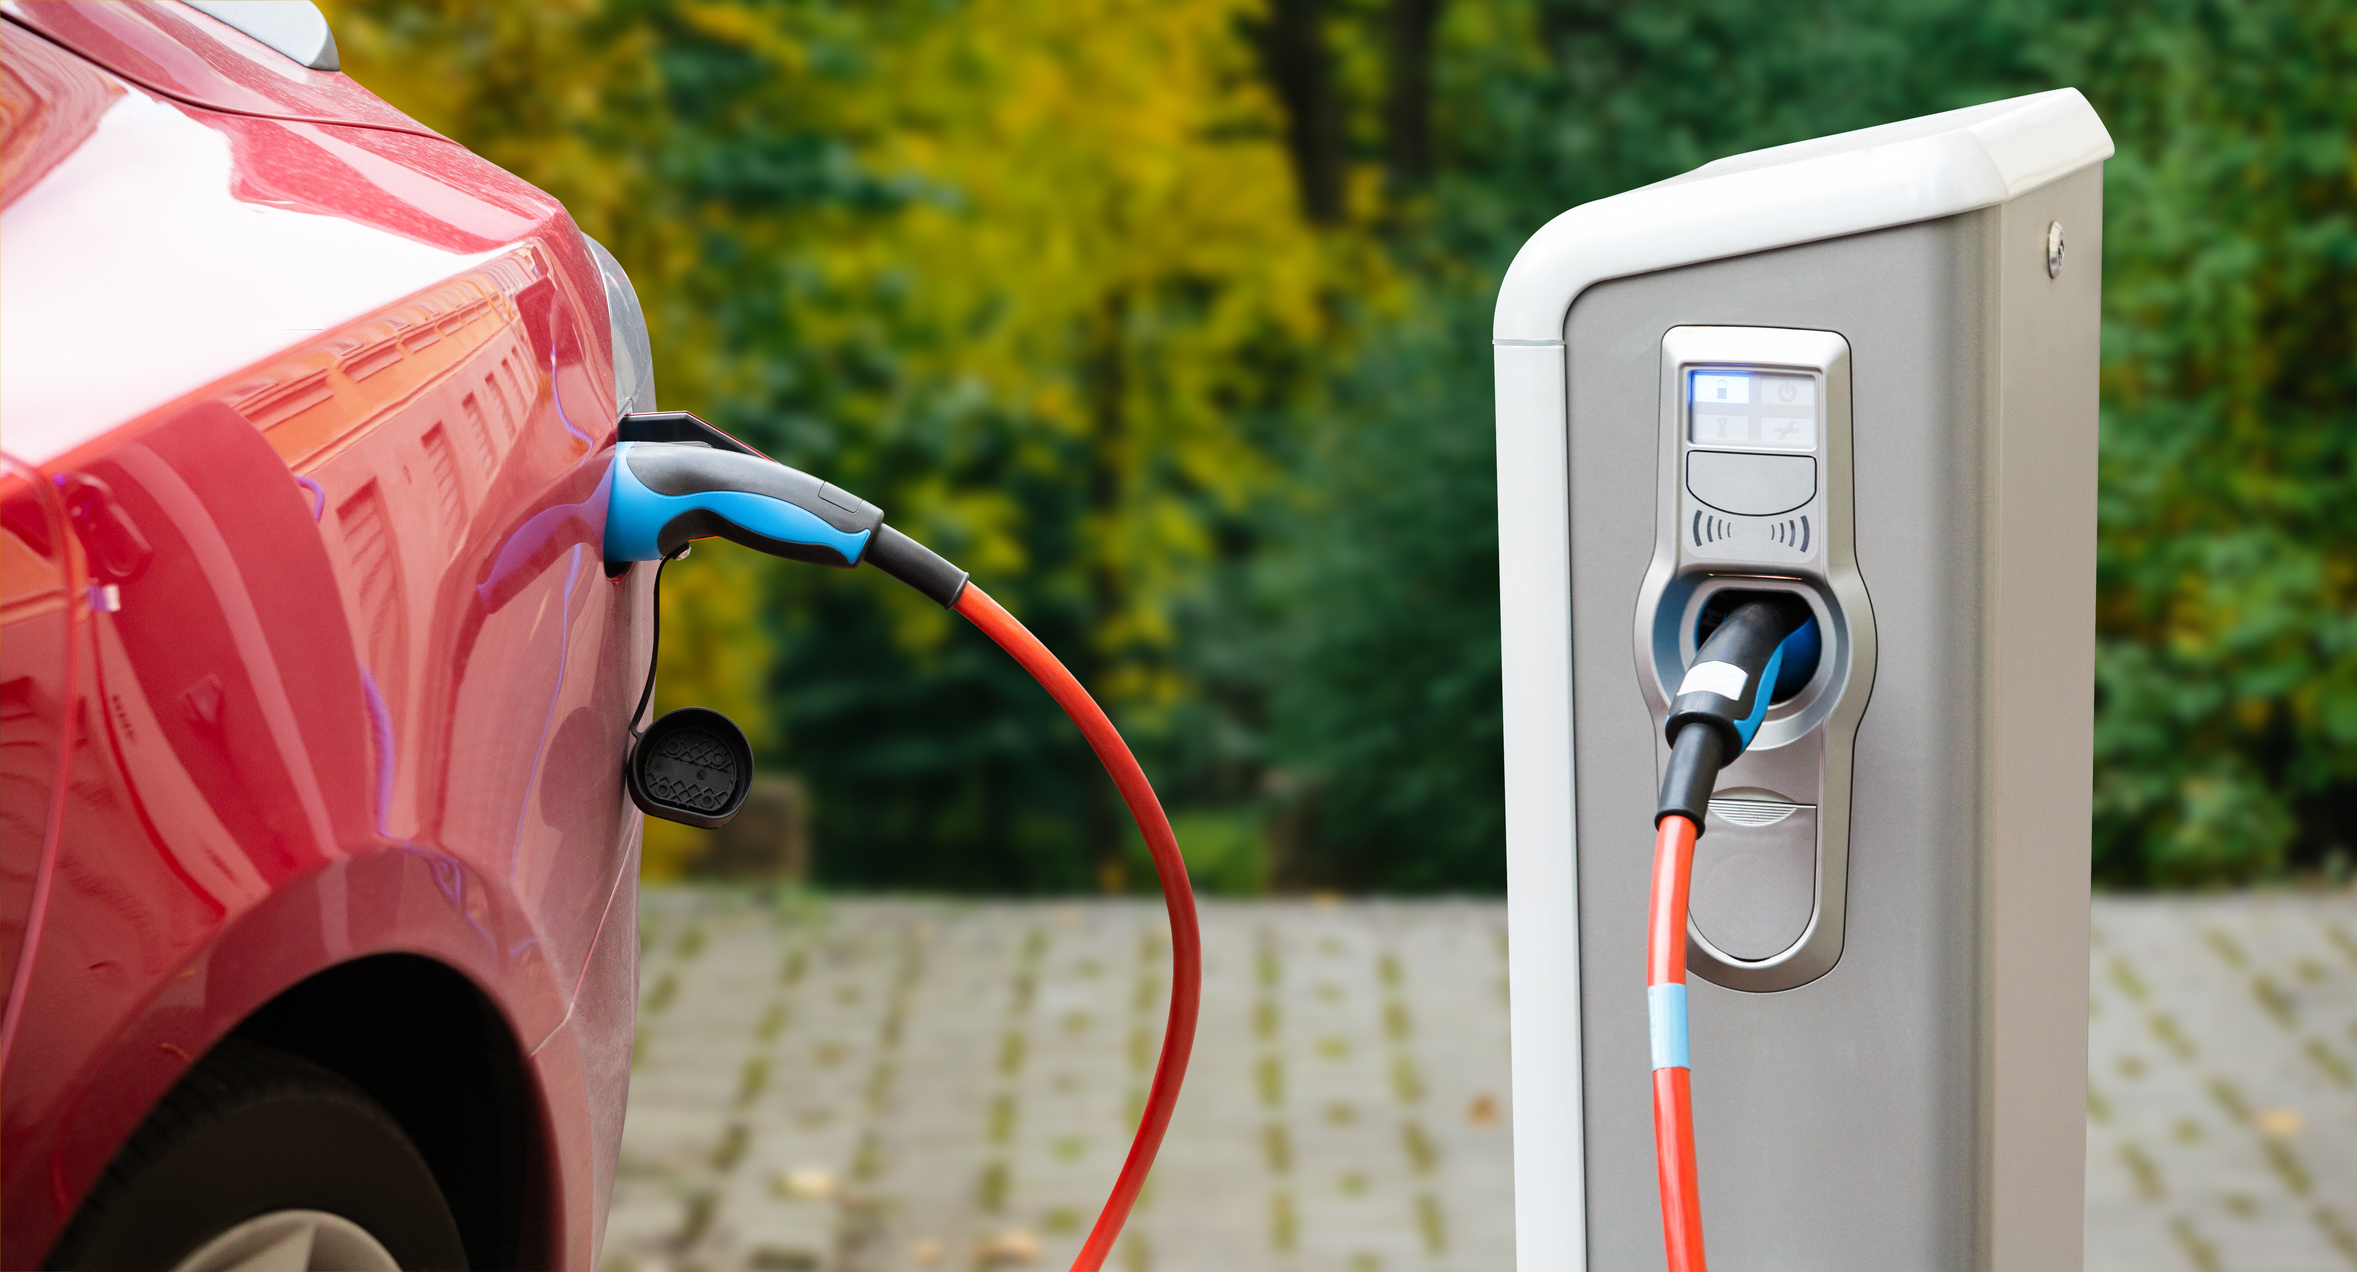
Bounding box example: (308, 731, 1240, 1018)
(3, 4, 655, 1266)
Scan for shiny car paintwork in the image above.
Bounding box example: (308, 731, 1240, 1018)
(0, 5, 645, 1266)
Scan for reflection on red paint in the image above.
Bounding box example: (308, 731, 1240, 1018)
(0, 456, 77, 1058)
(209, 110, 542, 253)
(0, 21, 124, 209)
(6, 0, 441, 138)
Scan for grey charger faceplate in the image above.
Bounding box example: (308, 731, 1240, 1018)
(1633, 327, 1877, 993)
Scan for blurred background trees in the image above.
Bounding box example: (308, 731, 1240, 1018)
(325, 0, 2357, 893)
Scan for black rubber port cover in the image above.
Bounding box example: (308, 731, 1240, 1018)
(626, 707, 753, 828)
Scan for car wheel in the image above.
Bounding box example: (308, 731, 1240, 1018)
(47, 1037, 468, 1271)
(164, 1210, 400, 1272)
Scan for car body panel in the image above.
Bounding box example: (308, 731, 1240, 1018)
(0, 14, 642, 1267)
(0, 457, 78, 1045)
(1, 42, 541, 465)
(532, 861, 644, 1265)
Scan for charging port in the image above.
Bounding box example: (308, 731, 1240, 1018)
(1697, 589, 1820, 704)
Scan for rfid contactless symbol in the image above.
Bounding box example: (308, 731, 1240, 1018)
(599, 411, 1198, 1270)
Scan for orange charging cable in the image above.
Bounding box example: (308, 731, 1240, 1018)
(1648, 811, 1707, 1272)
(954, 584, 1201, 1269)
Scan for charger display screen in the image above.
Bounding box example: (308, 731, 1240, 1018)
(1688, 369, 1818, 452)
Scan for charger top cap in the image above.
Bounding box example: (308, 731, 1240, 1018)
(1492, 88, 2113, 341)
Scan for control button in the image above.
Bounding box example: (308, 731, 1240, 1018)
(1691, 411, 1749, 445)
(1691, 372, 1751, 405)
(1756, 374, 1814, 409)
(1754, 414, 1815, 450)
(1686, 450, 1816, 517)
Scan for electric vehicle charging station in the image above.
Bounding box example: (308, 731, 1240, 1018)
(1493, 89, 2113, 1270)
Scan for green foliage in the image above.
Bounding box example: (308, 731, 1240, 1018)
(2075, 0, 2357, 886)
(328, 0, 2357, 892)
(1248, 288, 1504, 890)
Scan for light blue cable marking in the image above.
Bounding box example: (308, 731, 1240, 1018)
(1649, 982, 1690, 1071)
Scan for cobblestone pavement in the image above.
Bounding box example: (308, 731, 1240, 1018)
(2088, 898, 2357, 1272)
(603, 892, 2357, 1272)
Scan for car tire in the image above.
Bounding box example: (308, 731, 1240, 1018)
(46, 1037, 469, 1271)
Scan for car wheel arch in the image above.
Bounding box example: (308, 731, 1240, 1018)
(223, 952, 547, 1271)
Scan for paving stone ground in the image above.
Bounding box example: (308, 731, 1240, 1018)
(2087, 897, 2357, 1272)
(601, 892, 2357, 1272)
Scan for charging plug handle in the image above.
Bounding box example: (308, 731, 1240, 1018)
(1656, 726, 1729, 832)
(1656, 594, 1812, 828)
(605, 435, 969, 606)
(610, 441, 881, 565)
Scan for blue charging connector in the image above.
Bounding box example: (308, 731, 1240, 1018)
(605, 440, 880, 566)
(601, 415, 969, 604)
